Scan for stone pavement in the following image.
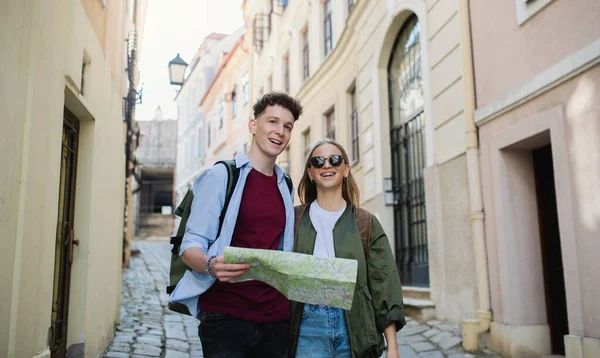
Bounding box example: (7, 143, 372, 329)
(103, 240, 202, 358)
(104, 240, 498, 358)
(384, 317, 498, 358)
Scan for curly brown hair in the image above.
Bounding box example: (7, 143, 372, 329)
(253, 91, 303, 121)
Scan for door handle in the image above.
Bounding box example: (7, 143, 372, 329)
(68, 230, 78, 264)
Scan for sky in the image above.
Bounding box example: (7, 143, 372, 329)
(136, 0, 244, 121)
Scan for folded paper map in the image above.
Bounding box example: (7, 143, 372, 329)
(224, 247, 358, 310)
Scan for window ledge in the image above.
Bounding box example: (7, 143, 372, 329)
(515, 0, 554, 25)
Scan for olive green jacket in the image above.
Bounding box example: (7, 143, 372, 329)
(289, 203, 406, 358)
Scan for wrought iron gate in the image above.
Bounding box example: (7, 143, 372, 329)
(388, 14, 429, 287)
(390, 110, 429, 287)
(50, 108, 79, 357)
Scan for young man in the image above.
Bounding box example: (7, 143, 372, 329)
(169, 92, 303, 357)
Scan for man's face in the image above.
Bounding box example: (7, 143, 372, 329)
(249, 105, 295, 159)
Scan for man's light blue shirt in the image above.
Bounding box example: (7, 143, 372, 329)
(168, 151, 295, 318)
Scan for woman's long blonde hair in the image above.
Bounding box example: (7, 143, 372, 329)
(298, 138, 360, 206)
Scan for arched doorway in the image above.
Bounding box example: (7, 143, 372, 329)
(387, 14, 429, 287)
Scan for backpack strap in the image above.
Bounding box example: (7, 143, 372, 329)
(215, 160, 240, 239)
(294, 204, 308, 234)
(355, 207, 373, 258)
(283, 173, 293, 194)
(174, 189, 194, 218)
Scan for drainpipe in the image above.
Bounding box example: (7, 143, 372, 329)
(458, 0, 492, 351)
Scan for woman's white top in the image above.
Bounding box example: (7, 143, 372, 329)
(309, 200, 345, 258)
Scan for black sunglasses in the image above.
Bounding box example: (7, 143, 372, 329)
(310, 154, 345, 168)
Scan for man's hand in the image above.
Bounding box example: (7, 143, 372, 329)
(209, 255, 250, 282)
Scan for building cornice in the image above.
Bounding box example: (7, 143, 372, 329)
(296, 0, 368, 99)
(475, 38, 600, 126)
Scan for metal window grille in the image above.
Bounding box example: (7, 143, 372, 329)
(253, 14, 270, 53)
(387, 14, 429, 287)
(50, 107, 80, 356)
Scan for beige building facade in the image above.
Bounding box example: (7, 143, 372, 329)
(174, 30, 244, 204)
(242, 0, 487, 335)
(200, 36, 253, 165)
(471, 0, 600, 357)
(1, 0, 146, 357)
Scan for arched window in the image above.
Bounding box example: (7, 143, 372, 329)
(388, 15, 423, 126)
(387, 14, 429, 287)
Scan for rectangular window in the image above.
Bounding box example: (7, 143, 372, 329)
(207, 121, 212, 147)
(303, 129, 311, 159)
(349, 85, 359, 163)
(280, 146, 291, 174)
(266, 13, 272, 39)
(186, 140, 192, 164)
(242, 72, 249, 106)
(324, 0, 333, 55)
(283, 54, 290, 94)
(232, 90, 238, 119)
(198, 127, 203, 156)
(267, 75, 273, 93)
(218, 100, 224, 129)
(302, 28, 310, 81)
(325, 108, 335, 140)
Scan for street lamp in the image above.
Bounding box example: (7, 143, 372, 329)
(168, 53, 188, 86)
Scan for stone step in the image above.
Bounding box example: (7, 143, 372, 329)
(403, 286, 432, 301)
(403, 298, 436, 321)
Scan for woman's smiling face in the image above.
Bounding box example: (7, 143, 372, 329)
(307, 143, 350, 191)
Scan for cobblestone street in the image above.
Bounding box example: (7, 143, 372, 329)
(103, 240, 202, 358)
(103, 240, 498, 358)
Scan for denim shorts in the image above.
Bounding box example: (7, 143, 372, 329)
(296, 304, 351, 358)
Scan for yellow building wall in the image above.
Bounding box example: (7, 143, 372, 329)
(0, 0, 140, 356)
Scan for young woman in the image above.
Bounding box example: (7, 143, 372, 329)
(290, 139, 405, 358)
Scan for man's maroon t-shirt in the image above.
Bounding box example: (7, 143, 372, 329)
(199, 168, 289, 322)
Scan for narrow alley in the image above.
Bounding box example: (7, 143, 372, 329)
(103, 241, 203, 358)
(103, 240, 497, 358)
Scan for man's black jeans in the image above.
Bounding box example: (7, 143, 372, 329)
(198, 311, 290, 358)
